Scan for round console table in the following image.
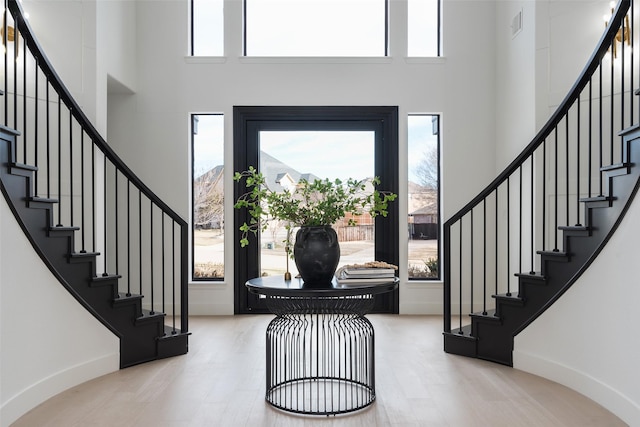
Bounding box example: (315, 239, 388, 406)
(246, 275, 398, 416)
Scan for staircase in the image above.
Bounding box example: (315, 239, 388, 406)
(0, 1, 189, 367)
(443, 0, 639, 366)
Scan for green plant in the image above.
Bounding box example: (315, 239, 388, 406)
(234, 166, 397, 247)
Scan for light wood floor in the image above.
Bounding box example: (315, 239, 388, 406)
(13, 315, 627, 426)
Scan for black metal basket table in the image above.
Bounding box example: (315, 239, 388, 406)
(246, 276, 398, 416)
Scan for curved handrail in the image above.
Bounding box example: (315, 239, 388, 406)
(444, 0, 631, 227)
(6, 0, 187, 228)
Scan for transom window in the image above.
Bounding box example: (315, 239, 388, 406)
(244, 0, 387, 56)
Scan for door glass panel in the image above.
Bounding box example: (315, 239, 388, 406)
(258, 130, 375, 277)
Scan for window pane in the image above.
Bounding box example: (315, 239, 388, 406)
(245, 0, 386, 56)
(192, 114, 225, 279)
(408, 0, 439, 57)
(192, 0, 224, 56)
(408, 115, 439, 279)
(259, 131, 375, 277)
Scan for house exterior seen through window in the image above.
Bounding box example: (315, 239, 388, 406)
(408, 114, 440, 279)
(258, 131, 376, 277)
(192, 114, 225, 280)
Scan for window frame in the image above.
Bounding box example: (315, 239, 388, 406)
(407, 113, 441, 281)
(191, 113, 225, 282)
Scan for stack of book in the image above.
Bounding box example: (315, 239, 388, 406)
(335, 262, 397, 285)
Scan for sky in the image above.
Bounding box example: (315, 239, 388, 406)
(260, 131, 375, 181)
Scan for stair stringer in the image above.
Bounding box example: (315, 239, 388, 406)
(0, 125, 189, 368)
(446, 126, 640, 366)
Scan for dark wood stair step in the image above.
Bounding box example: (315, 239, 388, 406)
(136, 309, 166, 324)
(558, 225, 590, 236)
(27, 196, 58, 208)
(48, 226, 80, 236)
(157, 328, 191, 359)
(91, 274, 121, 286)
(69, 251, 100, 263)
(470, 309, 500, 324)
(113, 292, 143, 307)
(601, 162, 631, 177)
(443, 325, 477, 358)
(9, 162, 37, 177)
(515, 271, 546, 282)
(580, 195, 615, 208)
(493, 292, 525, 304)
(537, 250, 570, 262)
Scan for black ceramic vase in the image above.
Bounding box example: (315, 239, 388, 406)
(293, 225, 340, 286)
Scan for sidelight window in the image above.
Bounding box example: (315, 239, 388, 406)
(191, 114, 225, 280)
(408, 114, 440, 279)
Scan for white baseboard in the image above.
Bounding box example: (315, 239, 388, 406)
(513, 350, 640, 426)
(0, 353, 119, 427)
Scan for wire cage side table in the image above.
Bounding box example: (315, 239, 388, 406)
(246, 276, 398, 416)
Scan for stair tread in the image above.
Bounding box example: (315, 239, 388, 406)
(0, 124, 20, 135)
(558, 225, 589, 231)
(49, 225, 80, 232)
(579, 195, 614, 203)
(29, 196, 58, 204)
(159, 326, 192, 338)
(445, 324, 475, 339)
(601, 162, 631, 172)
(113, 292, 143, 307)
(92, 273, 122, 282)
(493, 292, 523, 301)
(70, 251, 100, 257)
(470, 309, 499, 321)
(10, 162, 37, 171)
(537, 250, 568, 257)
(515, 271, 545, 280)
(137, 309, 166, 322)
(619, 123, 640, 135)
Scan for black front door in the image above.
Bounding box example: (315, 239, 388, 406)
(233, 106, 399, 314)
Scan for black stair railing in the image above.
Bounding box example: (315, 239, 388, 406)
(1, 1, 188, 335)
(444, 0, 637, 338)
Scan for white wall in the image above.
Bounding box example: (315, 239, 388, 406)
(0, 197, 119, 427)
(495, 2, 537, 169)
(514, 190, 640, 426)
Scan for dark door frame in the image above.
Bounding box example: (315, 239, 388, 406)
(233, 106, 399, 314)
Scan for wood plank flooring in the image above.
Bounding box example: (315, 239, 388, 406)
(12, 315, 627, 426)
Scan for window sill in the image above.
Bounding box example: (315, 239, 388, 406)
(238, 56, 394, 64)
(185, 56, 446, 65)
(404, 57, 446, 64)
(405, 280, 443, 289)
(184, 56, 227, 64)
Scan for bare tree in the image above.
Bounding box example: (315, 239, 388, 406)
(414, 147, 438, 190)
(194, 168, 224, 229)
